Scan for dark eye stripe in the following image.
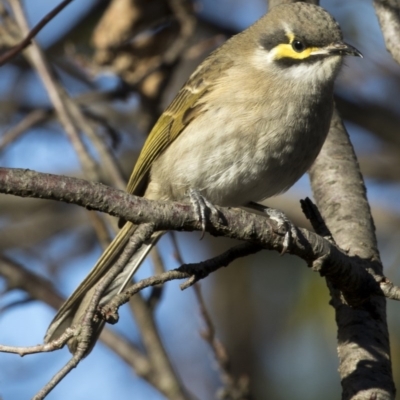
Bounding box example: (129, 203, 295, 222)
(259, 30, 287, 51)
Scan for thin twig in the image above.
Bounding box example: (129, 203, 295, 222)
(0, 109, 51, 153)
(0, 328, 74, 356)
(8, 0, 99, 180)
(380, 278, 400, 300)
(86, 211, 113, 251)
(63, 97, 126, 190)
(31, 225, 155, 399)
(127, 278, 192, 400)
(0, 256, 166, 395)
(165, 0, 196, 63)
(193, 284, 251, 400)
(147, 247, 166, 309)
(103, 270, 191, 320)
(170, 231, 185, 264)
(105, 244, 265, 314)
(33, 343, 86, 400)
(179, 243, 262, 290)
(0, 0, 75, 67)
(69, 224, 155, 353)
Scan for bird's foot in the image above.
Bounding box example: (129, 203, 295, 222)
(247, 202, 297, 254)
(264, 207, 297, 254)
(189, 189, 219, 239)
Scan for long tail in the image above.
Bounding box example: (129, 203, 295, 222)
(44, 221, 160, 352)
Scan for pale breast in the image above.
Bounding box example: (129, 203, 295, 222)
(146, 64, 333, 206)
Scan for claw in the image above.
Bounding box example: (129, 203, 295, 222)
(246, 202, 297, 253)
(263, 207, 297, 254)
(189, 189, 218, 239)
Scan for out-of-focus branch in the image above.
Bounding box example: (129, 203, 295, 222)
(63, 98, 127, 190)
(8, 0, 99, 181)
(165, 0, 196, 64)
(267, 0, 318, 9)
(193, 284, 252, 400)
(86, 211, 113, 250)
(374, 0, 400, 65)
(0, 255, 64, 308)
(0, 0, 75, 66)
(335, 95, 400, 149)
(6, 0, 132, 258)
(89, 0, 197, 133)
(8, 0, 127, 189)
(128, 288, 193, 400)
(0, 109, 51, 153)
(0, 255, 191, 399)
(169, 232, 252, 397)
(146, 247, 165, 309)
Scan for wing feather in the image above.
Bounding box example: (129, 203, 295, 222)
(126, 49, 232, 197)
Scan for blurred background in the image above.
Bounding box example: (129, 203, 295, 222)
(1, 0, 400, 399)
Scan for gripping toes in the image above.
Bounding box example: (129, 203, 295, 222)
(264, 208, 297, 254)
(189, 189, 219, 238)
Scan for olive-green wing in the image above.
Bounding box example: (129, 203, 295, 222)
(125, 51, 232, 197)
(126, 85, 205, 196)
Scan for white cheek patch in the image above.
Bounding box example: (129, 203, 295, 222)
(285, 56, 340, 83)
(285, 60, 324, 81)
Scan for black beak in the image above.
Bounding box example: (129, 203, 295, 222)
(327, 42, 363, 58)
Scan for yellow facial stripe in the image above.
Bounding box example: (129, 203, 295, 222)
(273, 32, 319, 60)
(274, 43, 319, 60)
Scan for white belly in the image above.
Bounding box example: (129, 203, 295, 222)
(147, 98, 328, 206)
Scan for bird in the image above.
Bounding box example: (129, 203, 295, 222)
(44, 2, 362, 353)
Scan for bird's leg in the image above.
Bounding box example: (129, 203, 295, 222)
(189, 188, 219, 239)
(247, 202, 297, 254)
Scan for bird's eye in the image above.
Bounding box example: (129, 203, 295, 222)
(292, 40, 305, 52)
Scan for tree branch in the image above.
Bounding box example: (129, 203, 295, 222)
(0, 0, 75, 66)
(0, 256, 188, 399)
(310, 109, 395, 399)
(1, 166, 399, 306)
(2, 165, 400, 398)
(8, 0, 98, 181)
(374, 0, 400, 65)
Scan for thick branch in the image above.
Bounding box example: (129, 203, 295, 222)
(310, 109, 395, 399)
(1, 167, 398, 306)
(374, 0, 400, 65)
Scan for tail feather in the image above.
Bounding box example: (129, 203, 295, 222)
(44, 222, 151, 345)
